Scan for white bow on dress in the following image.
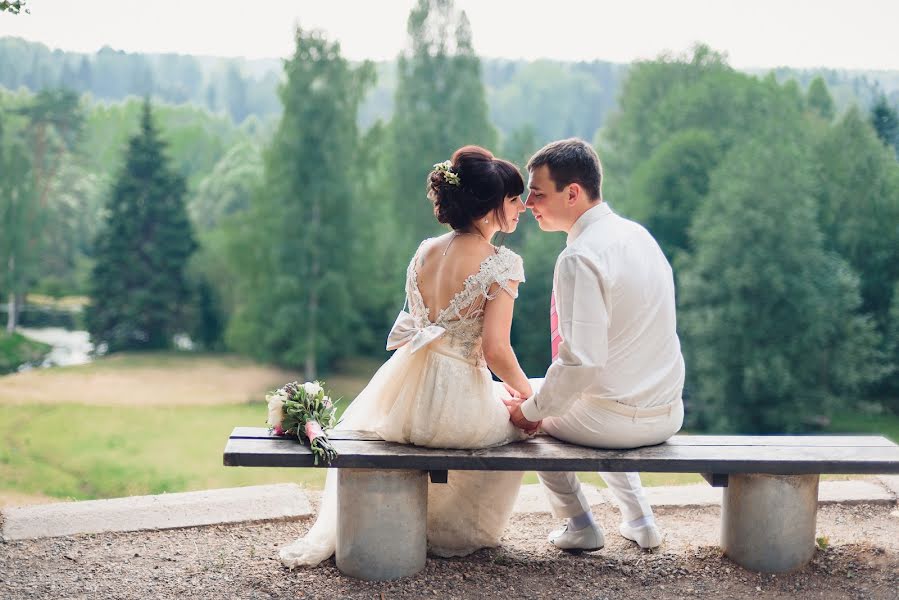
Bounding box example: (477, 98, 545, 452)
(386, 310, 446, 353)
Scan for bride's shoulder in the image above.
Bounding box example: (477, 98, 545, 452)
(412, 235, 442, 257)
(489, 246, 525, 281)
(494, 245, 523, 264)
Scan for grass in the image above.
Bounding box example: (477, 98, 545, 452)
(2, 351, 897, 502)
(0, 331, 51, 375)
(826, 409, 899, 444)
(0, 398, 702, 501)
(0, 402, 325, 500)
(0, 352, 377, 501)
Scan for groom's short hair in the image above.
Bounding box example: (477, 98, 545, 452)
(527, 138, 602, 201)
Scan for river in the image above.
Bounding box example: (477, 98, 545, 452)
(17, 327, 94, 368)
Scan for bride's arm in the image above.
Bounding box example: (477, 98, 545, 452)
(481, 281, 533, 398)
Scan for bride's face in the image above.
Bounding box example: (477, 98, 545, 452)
(498, 194, 526, 233)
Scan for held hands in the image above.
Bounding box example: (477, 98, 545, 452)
(500, 385, 541, 434)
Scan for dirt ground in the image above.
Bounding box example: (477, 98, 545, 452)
(2, 502, 897, 599)
(0, 355, 299, 406)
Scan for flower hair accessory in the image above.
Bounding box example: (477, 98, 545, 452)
(433, 160, 461, 187)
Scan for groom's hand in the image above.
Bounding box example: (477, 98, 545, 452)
(502, 398, 541, 434)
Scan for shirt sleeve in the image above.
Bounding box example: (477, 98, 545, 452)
(519, 253, 610, 422)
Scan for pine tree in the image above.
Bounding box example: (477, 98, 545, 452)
(870, 95, 899, 157)
(225, 28, 374, 378)
(807, 76, 835, 120)
(391, 0, 497, 242)
(87, 99, 196, 351)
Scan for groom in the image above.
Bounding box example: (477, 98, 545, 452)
(506, 138, 685, 551)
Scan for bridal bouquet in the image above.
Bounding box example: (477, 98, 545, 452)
(266, 380, 339, 466)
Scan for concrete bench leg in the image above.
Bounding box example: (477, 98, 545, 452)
(722, 473, 819, 573)
(336, 468, 428, 580)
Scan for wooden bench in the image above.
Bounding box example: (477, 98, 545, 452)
(224, 427, 899, 580)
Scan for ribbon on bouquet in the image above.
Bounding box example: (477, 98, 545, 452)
(386, 310, 446, 353)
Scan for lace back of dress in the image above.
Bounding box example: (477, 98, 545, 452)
(404, 240, 524, 361)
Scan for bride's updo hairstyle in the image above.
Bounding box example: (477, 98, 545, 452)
(427, 145, 524, 231)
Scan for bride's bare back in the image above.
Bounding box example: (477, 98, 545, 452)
(416, 232, 498, 324)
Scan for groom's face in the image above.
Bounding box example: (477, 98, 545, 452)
(526, 165, 568, 232)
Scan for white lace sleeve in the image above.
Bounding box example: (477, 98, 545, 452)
(485, 247, 525, 300)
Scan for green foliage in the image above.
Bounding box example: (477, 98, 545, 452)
(601, 45, 795, 203)
(0, 89, 84, 316)
(189, 140, 262, 231)
(511, 225, 566, 377)
(86, 100, 197, 351)
(678, 134, 887, 432)
(225, 28, 374, 378)
(807, 76, 835, 120)
(883, 281, 899, 410)
(628, 129, 719, 260)
(391, 0, 498, 241)
(489, 60, 620, 146)
(3, 30, 898, 437)
(870, 95, 899, 156)
(813, 107, 899, 329)
(81, 98, 250, 190)
(0, 330, 49, 373)
(0, 38, 281, 125)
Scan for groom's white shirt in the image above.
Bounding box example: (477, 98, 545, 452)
(520, 202, 685, 423)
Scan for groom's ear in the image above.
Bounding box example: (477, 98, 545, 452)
(567, 183, 580, 206)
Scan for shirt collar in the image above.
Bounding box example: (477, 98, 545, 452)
(567, 202, 613, 245)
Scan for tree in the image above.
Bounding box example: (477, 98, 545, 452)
(512, 225, 566, 376)
(807, 76, 835, 120)
(86, 100, 197, 351)
(870, 95, 899, 156)
(0, 109, 35, 331)
(884, 281, 899, 412)
(0, 89, 82, 330)
(189, 141, 262, 231)
(600, 45, 794, 203)
(628, 129, 719, 260)
(678, 134, 887, 433)
(813, 107, 899, 330)
(225, 28, 374, 378)
(391, 0, 497, 242)
(224, 62, 249, 125)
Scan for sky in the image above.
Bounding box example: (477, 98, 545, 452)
(1, 0, 898, 70)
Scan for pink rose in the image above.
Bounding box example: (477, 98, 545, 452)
(273, 424, 285, 436)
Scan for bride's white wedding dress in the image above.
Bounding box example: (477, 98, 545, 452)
(280, 239, 529, 567)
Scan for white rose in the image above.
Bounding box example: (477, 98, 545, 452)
(322, 395, 332, 408)
(303, 381, 323, 396)
(266, 392, 286, 427)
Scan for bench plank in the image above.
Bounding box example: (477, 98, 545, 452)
(229, 427, 897, 447)
(224, 429, 899, 475)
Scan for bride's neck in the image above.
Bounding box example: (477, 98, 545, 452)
(457, 222, 497, 242)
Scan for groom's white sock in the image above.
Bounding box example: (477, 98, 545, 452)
(567, 510, 596, 531)
(625, 515, 656, 529)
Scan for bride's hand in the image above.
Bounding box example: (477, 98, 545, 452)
(502, 382, 522, 399)
(502, 397, 541, 434)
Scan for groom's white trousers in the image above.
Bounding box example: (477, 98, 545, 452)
(530, 379, 685, 522)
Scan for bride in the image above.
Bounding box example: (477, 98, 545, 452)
(280, 145, 535, 567)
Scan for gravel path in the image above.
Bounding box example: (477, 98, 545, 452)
(2, 503, 897, 599)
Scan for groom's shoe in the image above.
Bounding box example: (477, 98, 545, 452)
(619, 521, 663, 549)
(548, 522, 605, 552)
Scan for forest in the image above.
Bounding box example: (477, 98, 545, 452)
(2, 0, 899, 434)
